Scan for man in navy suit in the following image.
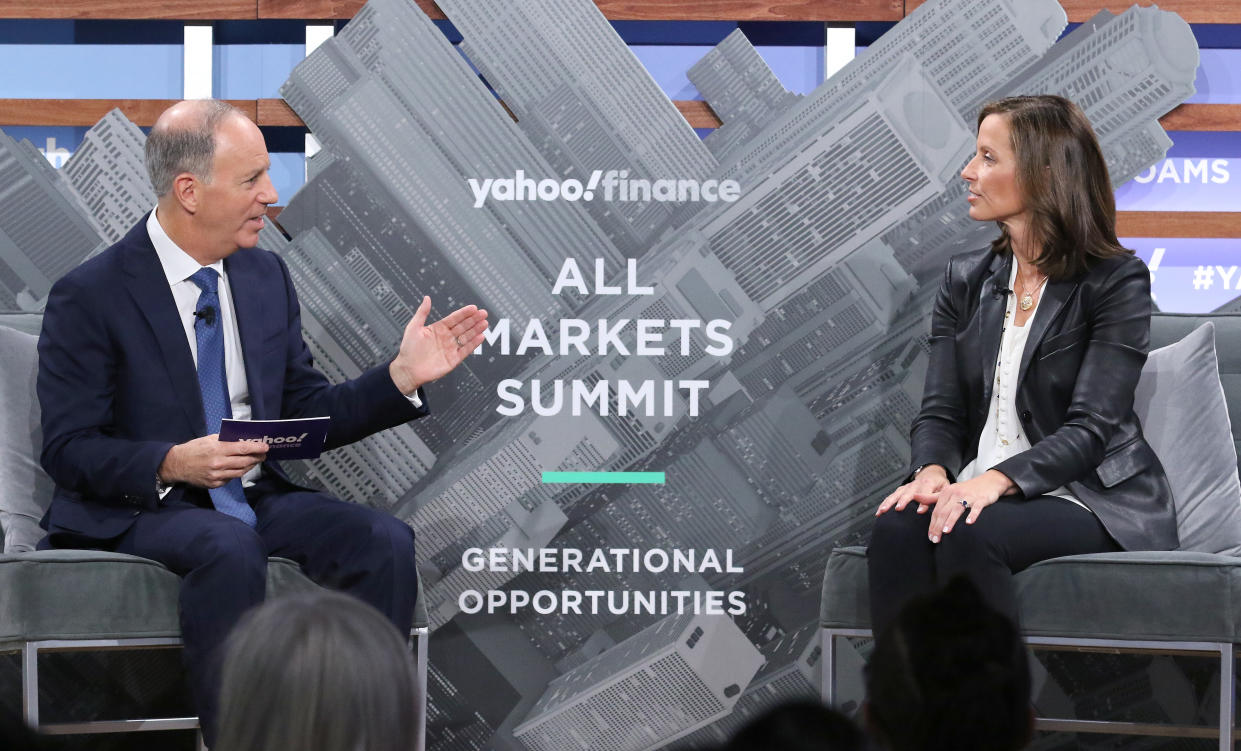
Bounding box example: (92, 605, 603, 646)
(36, 99, 488, 743)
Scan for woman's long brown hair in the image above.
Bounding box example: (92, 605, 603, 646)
(979, 95, 1131, 280)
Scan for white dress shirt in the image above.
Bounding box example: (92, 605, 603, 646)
(147, 209, 261, 488)
(957, 259, 1087, 510)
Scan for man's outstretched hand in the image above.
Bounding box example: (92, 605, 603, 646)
(389, 296, 488, 395)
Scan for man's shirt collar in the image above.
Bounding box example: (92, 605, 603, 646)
(146, 208, 225, 284)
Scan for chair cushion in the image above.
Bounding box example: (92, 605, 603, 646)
(1016, 551, 1241, 642)
(1151, 314, 1241, 474)
(0, 551, 315, 648)
(0, 317, 55, 553)
(1134, 322, 1241, 555)
(820, 546, 870, 630)
(0, 312, 43, 337)
(820, 547, 1241, 643)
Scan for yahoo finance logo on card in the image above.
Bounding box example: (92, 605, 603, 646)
(219, 417, 330, 460)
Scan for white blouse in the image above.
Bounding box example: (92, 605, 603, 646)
(957, 260, 1088, 511)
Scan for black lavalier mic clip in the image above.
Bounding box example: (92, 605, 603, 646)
(193, 306, 217, 326)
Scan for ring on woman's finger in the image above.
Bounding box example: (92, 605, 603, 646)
(958, 499, 971, 509)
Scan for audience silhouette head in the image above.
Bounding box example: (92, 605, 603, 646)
(215, 590, 420, 751)
(720, 699, 864, 751)
(864, 576, 1032, 751)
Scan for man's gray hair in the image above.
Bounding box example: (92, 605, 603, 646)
(144, 100, 246, 197)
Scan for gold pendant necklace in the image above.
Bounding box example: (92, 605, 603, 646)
(1017, 269, 1045, 312)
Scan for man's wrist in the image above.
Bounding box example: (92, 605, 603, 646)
(156, 449, 174, 499)
(388, 360, 420, 396)
(157, 445, 178, 486)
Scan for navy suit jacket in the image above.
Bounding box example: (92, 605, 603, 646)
(37, 216, 428, 543)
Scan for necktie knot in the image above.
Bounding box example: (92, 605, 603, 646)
(189, 267, 219, 295)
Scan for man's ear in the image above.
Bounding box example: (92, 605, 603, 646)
(171, 172, 199, 214)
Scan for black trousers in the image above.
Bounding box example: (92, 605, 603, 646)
(867, 496, 1119, 635)
(97, 477, 417, 745)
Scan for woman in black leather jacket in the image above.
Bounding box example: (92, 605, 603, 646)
(867, 95, 1176, 634)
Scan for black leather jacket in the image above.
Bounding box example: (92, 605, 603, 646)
(908, 248, 1177, 552)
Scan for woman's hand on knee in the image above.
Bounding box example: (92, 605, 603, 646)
(875, 465, 949, 517)
(926, 470, 1014, 542)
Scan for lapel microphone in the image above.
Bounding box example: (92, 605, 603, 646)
(991, 280, 1013, 299)
(193, 306, 217, 326)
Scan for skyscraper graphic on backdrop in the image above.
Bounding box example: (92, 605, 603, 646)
(60, 109, 156, 244)
(280, 227, 437, 507)
(1007, 8, 1199, 141)
(281, 0, 622, 307)
(885, 5, 1198, 271)
(0, 0, 1202, 748)
(384, 0, 1056, 628)
(275, 1, 1194, 746)
(688, 30, 802, 163)
(711, 0, 1067, 191)
(273, 156, 496, 455)
(435, 0, 717, 256)
(0, 128, 106, 310)
(675, 620, 823, 748)
(511, 612, 763, 751)
(697, 62, 968, 308)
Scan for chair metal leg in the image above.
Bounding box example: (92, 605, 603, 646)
(17, 639, 197, 738)
(1220, 643, 1235, 751)
(820, 628, 872, 707)
(412, 627, 429, 751)
(821, 629, 835, 705)
(22, 642, 38, 728)
(819, 627, 1241, 743)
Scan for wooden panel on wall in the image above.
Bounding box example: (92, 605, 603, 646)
(1118, 212, 1241, 238)
(0, 99, 257, 127)
(904, 0, 1241, 23)
(257, 99, 302, 127)
(8, 99, 1240, 134)
(1057, 0, 1241, 24)
(265, 98, 712, 128)
(258, 0, 370, 19)
(261, 209, 1240, 238)
(1, 0, 1238, 23)
(0, 0, 255, 19)
(677, 101, 722, 129)
(258, 0, 903, 21)
(1160, 104, 1241, 132)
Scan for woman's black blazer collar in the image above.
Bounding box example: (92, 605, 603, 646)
(909, 248, 1178, 552)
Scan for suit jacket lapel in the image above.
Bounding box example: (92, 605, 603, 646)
(224, 252, 267, 420)
(120, 224, 205, 434)
(1017, 276, 1075, 386)
(977, 252, 1010, 407)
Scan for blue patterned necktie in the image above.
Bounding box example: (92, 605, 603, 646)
(189, 268, 257, 527)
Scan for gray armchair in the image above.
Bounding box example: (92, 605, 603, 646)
(819, 312, 1241, 749)
(0, 314, 429, 748)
